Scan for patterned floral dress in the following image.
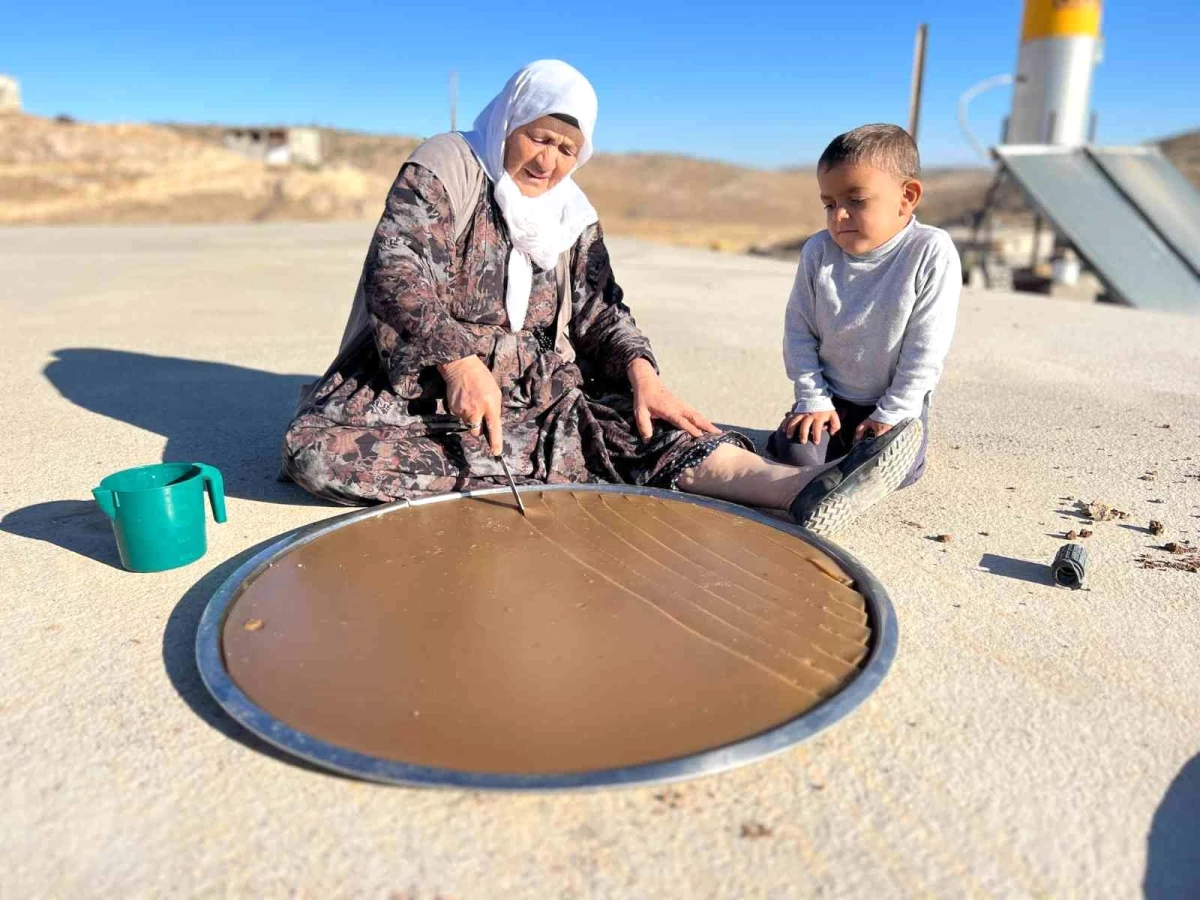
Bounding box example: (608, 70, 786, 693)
(281, 162, 748, 505)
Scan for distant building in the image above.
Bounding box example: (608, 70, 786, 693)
(222, 126, 322, 166)
(0, 75, 21, 113)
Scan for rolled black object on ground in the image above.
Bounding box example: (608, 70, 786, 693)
(1052, 543, 1089, 589)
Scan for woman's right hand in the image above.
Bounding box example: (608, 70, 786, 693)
(439, 355, 504, 456)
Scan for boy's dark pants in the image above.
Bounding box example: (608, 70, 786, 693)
(765, 395, 930, 489)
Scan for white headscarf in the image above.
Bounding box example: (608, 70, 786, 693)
(463, 60, 599, 331)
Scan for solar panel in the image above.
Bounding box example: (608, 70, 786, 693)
(994, 146, 1200, 314)
(1089, 146, 1200, 276)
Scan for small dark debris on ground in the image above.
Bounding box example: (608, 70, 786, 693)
(1149, 520, 1165, 536)
(902, 520, 924, 529)
(653, 789, 684, 809)
(1080, 529, 1093, 538)
(740, 822, 773, 839)
(1139, 473, 1157, 481)
(978, 531, 990, 536)
(1137, 554, 1200, 573)
(1078, 500, 1128, 522)
(1159, 423, 1171, 429)
(1137, 541, 1200, 573)
(1066, 530, 1078, 540)
(933, 534, 954, 543)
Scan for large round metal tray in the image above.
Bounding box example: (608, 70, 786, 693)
(196, 484, 896, 790)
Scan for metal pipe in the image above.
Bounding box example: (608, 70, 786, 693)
(907, 23, 929, 143)
(958, 74, 1015, 159)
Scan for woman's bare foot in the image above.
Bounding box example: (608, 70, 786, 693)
(677, 444, 835, 510)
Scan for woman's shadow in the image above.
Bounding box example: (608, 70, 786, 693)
(1, 348, 327, 568)
(1144, 752, 1200, 898)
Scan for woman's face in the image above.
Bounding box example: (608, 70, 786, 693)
(503, 116, 585, 197)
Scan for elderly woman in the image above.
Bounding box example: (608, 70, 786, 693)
(282, 61, 904, 531)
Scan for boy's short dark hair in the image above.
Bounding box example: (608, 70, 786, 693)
(818, 124, 921, 180)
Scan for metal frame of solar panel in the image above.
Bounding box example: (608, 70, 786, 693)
(1088, 146, 1200, 278)
(993, 144, 1200, 314)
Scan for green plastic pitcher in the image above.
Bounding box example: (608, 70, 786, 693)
(92, 462, 227, 573)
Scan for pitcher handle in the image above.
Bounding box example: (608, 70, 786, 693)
(196, 464, 227, 523)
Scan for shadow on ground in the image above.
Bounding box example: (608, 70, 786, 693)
(1145, 753, 1200, 898)
(2, 349, 329, 567)
(1, 500, 124, 569)
(977, 553, 1054, 585)
(716, 422, 773, 453)
(163, 529, 350, 780)
(43, 347, 323, 505)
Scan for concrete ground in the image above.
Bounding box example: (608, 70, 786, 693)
(2, 222, 1199, 898)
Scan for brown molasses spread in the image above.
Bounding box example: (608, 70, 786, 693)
(222, 491, 870, 774)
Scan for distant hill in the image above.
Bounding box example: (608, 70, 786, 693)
(0, 115, 395, 224)
(2, 113, 1196, 254)
(1158, 129, 1200, 184)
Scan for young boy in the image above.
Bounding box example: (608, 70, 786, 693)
(768, 124, 961, 534)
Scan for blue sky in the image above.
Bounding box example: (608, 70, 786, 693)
(3, 1, 1196, 168)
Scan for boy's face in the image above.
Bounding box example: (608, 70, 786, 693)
(818, 163, 922, 256)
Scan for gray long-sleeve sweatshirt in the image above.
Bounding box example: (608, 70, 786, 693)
(783, 218, 962, 426)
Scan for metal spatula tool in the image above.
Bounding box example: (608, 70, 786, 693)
(495, 455, 526, 516)
(425, 416, 525, 515)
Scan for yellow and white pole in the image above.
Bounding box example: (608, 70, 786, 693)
(1008, 0, 1103, 145)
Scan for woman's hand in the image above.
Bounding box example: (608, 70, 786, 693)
(628, 358, 720, 440)
(439, 355, 504, 455)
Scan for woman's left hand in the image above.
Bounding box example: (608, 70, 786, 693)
(628, 358, 721, 440)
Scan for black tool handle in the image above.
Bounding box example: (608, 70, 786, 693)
(424, 415, 470, 435)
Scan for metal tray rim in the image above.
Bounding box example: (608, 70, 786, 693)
(195, 484, 897, 791)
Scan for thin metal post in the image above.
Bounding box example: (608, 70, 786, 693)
(1087, 111, 1098, 143)
(907, 23, 929, 143)
(449, 69, 458, 132)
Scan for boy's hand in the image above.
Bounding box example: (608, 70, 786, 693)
(854, 418, 893, 442)
(781, 409, 841, 445)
